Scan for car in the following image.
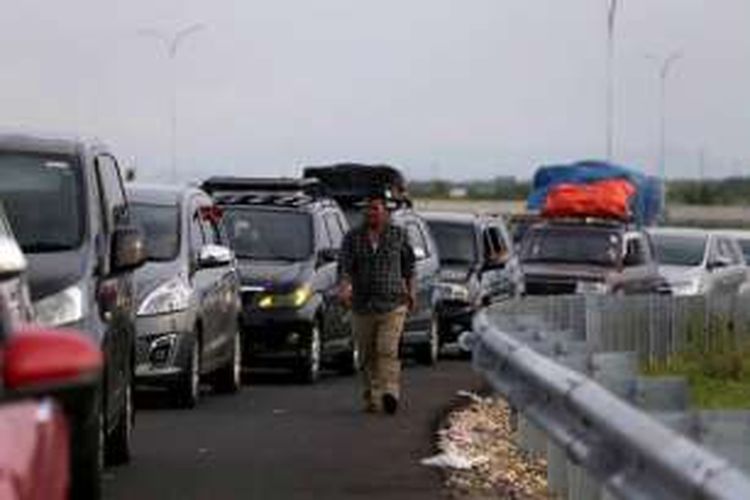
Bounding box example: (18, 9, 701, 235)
(648, 227, 747, 297)
(0, 132, 145, 471)
(424, 211, 523, 348)
(0, 200, 105, 499)
(303, 164, 442, 365)
(0, 202, 33, 331)
(202, 177, 356, 382)
(716, 230, 750, 265)
(128, 185, 242, 408)
(520, 218, 667, 295)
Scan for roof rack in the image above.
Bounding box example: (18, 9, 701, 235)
(201, 177, 332, 209)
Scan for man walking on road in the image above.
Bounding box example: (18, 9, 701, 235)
(338, 196, 416, 415)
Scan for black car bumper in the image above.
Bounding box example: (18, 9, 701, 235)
(240, 301, 317, 367)
(435, 301, 475, 344)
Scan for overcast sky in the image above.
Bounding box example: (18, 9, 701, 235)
(0, 1, 747, 181)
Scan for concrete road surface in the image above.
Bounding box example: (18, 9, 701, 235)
(104, 360, 480, 500)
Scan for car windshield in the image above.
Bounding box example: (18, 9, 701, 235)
(651, 233, 708, 267)
(427, 221, 477, 265)
(223, 208, 313, 261)
(521, 227, 621, 266)
(131, 203, 181, 262)
(0, 152, 83, 253)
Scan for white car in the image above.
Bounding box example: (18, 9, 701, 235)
(0, 203, 33, 332)
(648, 227, 747, 296)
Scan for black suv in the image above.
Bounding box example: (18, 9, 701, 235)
(0, 134, 145, 474)
(202, 177, 355, 382)
(303, 164, 441, 365)
(424, 212, 524, 347)
(520, 218, 667, 295)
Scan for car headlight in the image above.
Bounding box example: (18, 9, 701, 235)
(34, 284, 85, 327)
(575, 281, 610, 295)
(436, 283, 471, 302)
(258, 284, 313, 309)
(138, 277, 191, 316)
(670, 279, 703, 296)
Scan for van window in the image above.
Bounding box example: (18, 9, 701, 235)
(0, 153, 84, 252)
(96, 155, 128, 229)
(323, 213, 344, 248)
(406, 222, 430, 260)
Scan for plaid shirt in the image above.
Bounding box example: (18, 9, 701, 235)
(339, 224, 416, 314)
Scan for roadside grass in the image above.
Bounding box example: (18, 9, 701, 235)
(643, 315, 750, 409)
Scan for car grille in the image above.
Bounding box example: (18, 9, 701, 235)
(135, 337, 151, 363)
(525, 279, 577, 296)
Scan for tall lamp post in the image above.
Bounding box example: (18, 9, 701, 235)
(605, 0, 620, 161)
(139, 24, 205, 182)
(647, 50, 683, 181)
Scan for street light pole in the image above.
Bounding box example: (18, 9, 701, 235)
(647, 50, 683, 181)
(605, 0, 619, 161)
(139, 24, 205, 183)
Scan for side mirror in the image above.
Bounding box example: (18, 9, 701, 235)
(197, 244, 233, 269)
(318, 248, 339, 266)
(708, 256, 731, 271)
(112, 225, 147, 273)
(3, 327, 103, 393)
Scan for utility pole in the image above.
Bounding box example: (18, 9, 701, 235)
(139, 24, 205, 183)
(647, 50, 683, 181)
(605, 0, 620, 161)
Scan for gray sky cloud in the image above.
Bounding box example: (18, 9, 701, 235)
(0, 1, 747, 181)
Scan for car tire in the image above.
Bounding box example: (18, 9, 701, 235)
(214, 329, 242, 394)
(337, 339, 360, 375)
(298, 323, 321, 384)
(105, 373, 133, 466)
(415, 317, 439, 366)
(68, 386, 103, 500)
(175, 338, 200, 409)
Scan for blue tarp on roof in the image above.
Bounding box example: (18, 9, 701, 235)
(527, 160, 663, 226)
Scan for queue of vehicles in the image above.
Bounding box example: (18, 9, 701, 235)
(2, 133, 750, 499)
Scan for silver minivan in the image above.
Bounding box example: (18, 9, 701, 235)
(648, 227, 747, 296)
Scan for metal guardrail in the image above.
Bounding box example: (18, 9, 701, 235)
(470, 311, 750, 500)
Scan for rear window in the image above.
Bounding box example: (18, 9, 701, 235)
(131, 203, 181, 262)
(650, 233, 707, 267)
(223, 208, 313, 261)
(521, 226, 621, 267)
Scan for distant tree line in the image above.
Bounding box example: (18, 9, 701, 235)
(409, 177, 531, 200)
(666, 178, 750, 206)
(409, 176, 750, 206)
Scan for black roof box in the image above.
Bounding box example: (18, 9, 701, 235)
(302, 164, 408, 206)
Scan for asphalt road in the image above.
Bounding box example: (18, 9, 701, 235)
(103, 359, 480, 500)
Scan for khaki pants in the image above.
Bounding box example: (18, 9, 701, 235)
(352, 306, 408, 408)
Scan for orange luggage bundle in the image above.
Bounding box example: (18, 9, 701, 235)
(541, 178, 636, 221)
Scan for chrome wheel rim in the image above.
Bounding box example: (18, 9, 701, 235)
(124, 381, 133, 449)
(232, 332, 241, 387)
(309, 327, 321, 379)
(190, 341, 200, 400)
(430, 319, 439, 362)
